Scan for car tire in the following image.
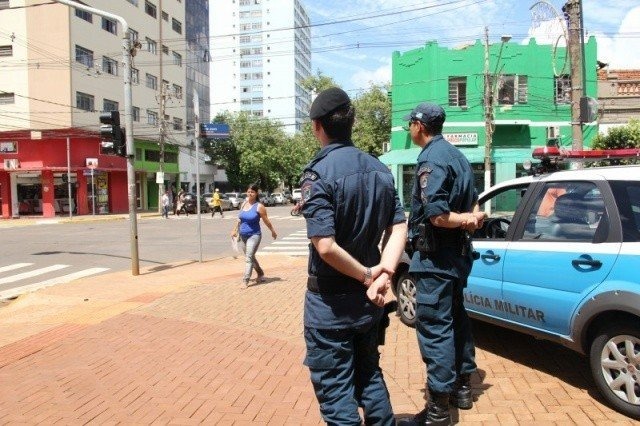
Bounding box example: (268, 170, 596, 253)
(589, 322, 640, 420)
(396, 271, 417, 328)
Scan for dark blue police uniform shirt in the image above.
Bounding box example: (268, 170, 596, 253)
(301, 141, 406, 329)
(408, 134, 478, 278)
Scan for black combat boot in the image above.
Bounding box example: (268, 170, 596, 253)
(450, 374, 473, 410)
(399, 390, 451, 426)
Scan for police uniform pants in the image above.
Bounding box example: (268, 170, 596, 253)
(414, 272, 476, 394)
(304, 323, 395, 426)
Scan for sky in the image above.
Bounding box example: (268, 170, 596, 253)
(305, 0, 640, 95)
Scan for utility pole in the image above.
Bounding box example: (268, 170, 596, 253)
(563, 0, 584, 150)
(483, 26, 493, 214)
(157, 0, 165, 213)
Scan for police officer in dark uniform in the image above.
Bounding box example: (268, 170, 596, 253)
(301, 87, 408, 425)
(402, 103, 485, 426)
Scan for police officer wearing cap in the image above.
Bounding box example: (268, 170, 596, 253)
(402, 103, 486, 426)
(301, 87, 407, 425)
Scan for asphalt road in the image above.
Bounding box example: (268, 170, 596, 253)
(0, 205, 306, 298)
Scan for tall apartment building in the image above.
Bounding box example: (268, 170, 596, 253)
(0, 0, 211, 218)
(209, 0, 312, 133)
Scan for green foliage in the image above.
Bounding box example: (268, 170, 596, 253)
(301, 70, 337, 94)
(589, 119, 640, 166)
(352, 84, 391, 156)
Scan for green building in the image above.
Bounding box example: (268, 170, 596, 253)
(134, 140, 180, 210)
(380, 37, 598, 207)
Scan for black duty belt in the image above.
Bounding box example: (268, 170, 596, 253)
(307, 276, 364, 295)
(434, 230, 464, 246)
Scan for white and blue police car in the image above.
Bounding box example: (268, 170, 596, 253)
(392, 147, 640, 419)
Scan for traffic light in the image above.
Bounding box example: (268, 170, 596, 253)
(99, 111, 126, 157)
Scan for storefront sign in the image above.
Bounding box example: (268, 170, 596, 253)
(156, 171, 164, 184)
(443, 133, 478, 146)
(0, 141, 17, 153)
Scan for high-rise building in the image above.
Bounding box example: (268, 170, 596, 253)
(209, 0, 312, 133)
(0, 0, 213, 217)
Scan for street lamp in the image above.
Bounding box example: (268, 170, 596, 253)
(483, 29, 512, 215)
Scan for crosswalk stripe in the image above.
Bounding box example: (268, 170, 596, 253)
(0, 264, 70, 285)
(259, 251, 308, 256)
(0, 267, 110, 299)
(0, 263, 33, 274)
(263, 246, 307, 250)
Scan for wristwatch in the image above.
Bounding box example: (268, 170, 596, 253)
(363, 267, 373, 287)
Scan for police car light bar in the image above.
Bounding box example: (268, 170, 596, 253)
(532, 146, 640, 162)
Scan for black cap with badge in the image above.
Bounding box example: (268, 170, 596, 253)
(402, 102, 446, 126)
(309, 87, 352, 120)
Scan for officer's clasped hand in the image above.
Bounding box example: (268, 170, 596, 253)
(366, 271, 390, 307)
(461, 211, 487, 232)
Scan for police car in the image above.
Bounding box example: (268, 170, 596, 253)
(392, 147, 640, 419)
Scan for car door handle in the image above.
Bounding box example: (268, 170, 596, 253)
(572, 258, 602, 268)
(480, 252, 501, 261)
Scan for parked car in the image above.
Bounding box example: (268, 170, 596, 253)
(292, 188, 302, 202)
(283, 191, 293, 204)
(271, 193, 285, 205)
(391, 161, 640, 419)
(260, 193, 275, 206)
(225, 192, 243, 209)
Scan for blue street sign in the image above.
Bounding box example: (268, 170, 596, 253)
(200, 123, 230, 139)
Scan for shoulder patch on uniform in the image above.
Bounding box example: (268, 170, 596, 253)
(418, 166, 432, 189)
(301, 182, 313, 202)
(302, 171, 319, 181)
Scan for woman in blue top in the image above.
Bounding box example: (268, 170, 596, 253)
(231, 183, 278, 287)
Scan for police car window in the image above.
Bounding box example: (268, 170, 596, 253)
(522, 181, 604, 241)
(610, 181, 640, 242)
(475, 184, 527, 239)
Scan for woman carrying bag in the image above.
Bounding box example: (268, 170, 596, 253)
(231, 183, 277, 287)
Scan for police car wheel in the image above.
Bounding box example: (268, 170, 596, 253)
(396, 272, 417, 328)
(589, 324, 640, 420)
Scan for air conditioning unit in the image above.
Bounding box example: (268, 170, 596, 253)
(547, 126, 560, 139)
(3, 159, 19, 170)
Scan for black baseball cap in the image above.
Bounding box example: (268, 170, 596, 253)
(309, 87, 351, 120)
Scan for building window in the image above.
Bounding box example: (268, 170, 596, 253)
(146, 37, 157, 54)
(131, 68, 139, 84)
(133, 106, 140, 122)
(126, 0, 139, 5)
(239, 35, 250, 44)
(448, 77, 467, 107)
(146, 73, 158, 90)
(172, 18, 182, 34)
(172, 51, 182, 66)
(497, 74, 528, 105)
(75, 45, 94, 68)
(75, 9, 92, 23)
(76, 92, 94, 111)
(145, 1, 157, 18)
(0, 0, 9, 10)
(173, 84, 182, 99)
(147, 110, 158, 125)
(129, 29, 139, 43)
(102, 17, 117, 35)
(162, 11, 169, 21)
(0, 45, 12, 57)
(0, 92, 15, 105)
(239, 0, 250, 5)
(102, 56, 118, 76)
(103, 99, 119, 112)
(173, 117, 183, 131)
(145, 150, 160, 162)
(555, 74, 571, 104)
(162, 45, 169, 55)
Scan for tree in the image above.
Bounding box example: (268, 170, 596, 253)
(590, 119, 640, 165)
(352, 84, 391, 156)
(301, 70, 338, 95)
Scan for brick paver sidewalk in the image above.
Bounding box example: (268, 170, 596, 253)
(0, 255, 635, 424)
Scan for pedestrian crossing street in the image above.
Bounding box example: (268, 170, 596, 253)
(0, 263, 110, 300)
(258, 229, 309, 256)
(170, 214, 305, 222)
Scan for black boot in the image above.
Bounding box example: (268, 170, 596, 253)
(400, 391, 451, 426)
(450, 374, 473, 410)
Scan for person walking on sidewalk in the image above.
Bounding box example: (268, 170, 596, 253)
(401, 102, 485, 426)
(161, 190, 170, 219)
(230, 183, 277, 287)
(211, 188, 224, 218)
(300, 87, 408, 426)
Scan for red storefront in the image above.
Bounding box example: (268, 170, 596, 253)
(0, 129, 128, 219)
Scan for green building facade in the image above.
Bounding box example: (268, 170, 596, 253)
(380, 37, 598, 207)
(134, 140, 180, 210)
